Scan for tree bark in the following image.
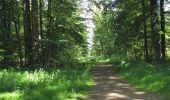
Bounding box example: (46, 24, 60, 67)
(150, 0, 161, 63)
(160, 0, 166, 63)
(46, 0, 53, 65)
(23, 0, 33, 66)
(141, 0, 149, 62)
(13, 16, 23, 67)
(31, 0, 39, 65)
(39, 0, 44, 65)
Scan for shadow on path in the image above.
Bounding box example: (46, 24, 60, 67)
(87, 64, 161, 100)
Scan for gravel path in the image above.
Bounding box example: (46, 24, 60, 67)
(87, 64, 161, 100)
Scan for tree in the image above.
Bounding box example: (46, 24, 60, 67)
(0, 0, 87, 68)
(150, 0, 161, 63)
(39, 0, 44, 65)
(92, 0, 168, 63)
(23, 0, 33, 66)
(141, 0, 149, 62)
(31, 0, 39, 65)
(160, 0, 166, 63)
(12, 0, 23, 67)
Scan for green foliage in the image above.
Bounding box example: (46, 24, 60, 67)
(0, 66, 93, 100)
(41, 0, 87, 65)
(93, 11, 115, 57)
(92, 0, 157, 61)
(0, 0, 87, 67)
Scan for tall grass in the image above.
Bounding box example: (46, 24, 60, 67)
(0, 66, 93, 100)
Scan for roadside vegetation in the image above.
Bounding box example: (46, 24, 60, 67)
(0, 64, 93, 100)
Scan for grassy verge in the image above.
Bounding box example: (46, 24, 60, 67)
(108, 55, 170, 99)
(0, 65, 93, 100)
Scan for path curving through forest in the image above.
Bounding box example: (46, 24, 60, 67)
(87, 64, 161, 100)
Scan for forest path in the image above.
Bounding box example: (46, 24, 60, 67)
(87, 64, 161, 100)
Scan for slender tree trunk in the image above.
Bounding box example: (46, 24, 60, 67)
(46, 0, 52, 65)
(141, 0, 149, 62)
(13, 17, 23, 67)
(160, 0, 166, 63)
(23, 0, 33, 66)
(150, 0, 161, 63)
(39, 0, 44, 65)
(39, 0, 43, 38)
(31, 0, 39, 65)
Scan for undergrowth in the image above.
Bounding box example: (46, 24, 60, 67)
(0, 65, 93, 100)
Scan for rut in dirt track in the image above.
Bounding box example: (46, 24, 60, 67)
(87, 64, 161, 100)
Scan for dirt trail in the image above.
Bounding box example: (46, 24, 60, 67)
(87, 64, 161, 100)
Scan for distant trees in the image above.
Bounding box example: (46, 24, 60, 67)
(0, 0, 14, 66)
(93, 0, 168, 63)
(0, 0, 86, 68)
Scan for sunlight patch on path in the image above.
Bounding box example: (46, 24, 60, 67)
(87, 64, 161, 100)
(106, 93, 129, 99)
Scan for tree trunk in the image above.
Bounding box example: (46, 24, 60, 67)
(160, 0, 166, 63)
(31, 0, 39, 65)
(150, 0, 161, 63)
(46, 0, 53, 65)
(23, 0, 33, 66)
(141, 0, 149, 62)
(39, 0, 44, 65)
(13, 16, 23, 67)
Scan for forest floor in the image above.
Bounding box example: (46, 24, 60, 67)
(86, 64, 162, 100)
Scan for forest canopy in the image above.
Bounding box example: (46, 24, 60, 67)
(0, 0, 87, 68)
(93, 0, 170, 63)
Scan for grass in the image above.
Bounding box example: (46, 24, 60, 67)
(106, 55, 170, 99)
(0, 65, 93, 100)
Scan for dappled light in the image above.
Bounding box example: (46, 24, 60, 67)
(0, 67, 92, 100)
(87, 64, 162, 100)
